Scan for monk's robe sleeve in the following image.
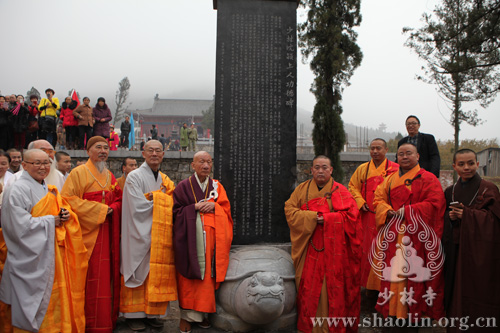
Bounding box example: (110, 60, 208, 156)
(214, 184, 232, 225)
(212, 183, 233, 283)
(173, 181, 201, 279)
(284, 185, 318, 270)
(349, 164, 367, 210)
(61, 171, 108, 254)
(463, 184, 500, 223)
(405, 175, 445, 235)
(323, 186, 360, 237)
(121, 173, 154, 287)
(2, 189, 55, 251)
(373, 177, 392, 230)
(0, 188, 56, 331)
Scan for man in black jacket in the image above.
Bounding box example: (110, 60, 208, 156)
(397, 115, 441, 178)
(120, 116, 131, 148)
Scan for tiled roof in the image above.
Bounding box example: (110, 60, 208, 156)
(133, 98, 213, 117)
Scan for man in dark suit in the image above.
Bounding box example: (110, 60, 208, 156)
(397, 115, 441, 178)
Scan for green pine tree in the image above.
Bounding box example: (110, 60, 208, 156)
(299, 0, 363, 181)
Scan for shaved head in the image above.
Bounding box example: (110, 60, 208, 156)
(193, 150, 212, 162)
(28, 139, 54, 150)
(23, 149, 49, 161)
(397, 143, 419, 172)
(192, 151, 213, 182)
(371, 138, 387, 148)
(144, 139, 162, 150)
(142, 139, 164, 171)
(399, 143, 417, 153)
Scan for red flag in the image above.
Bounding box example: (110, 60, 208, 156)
(70, 89, 80, 107)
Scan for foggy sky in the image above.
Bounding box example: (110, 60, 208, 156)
(2, 0, 498, 142)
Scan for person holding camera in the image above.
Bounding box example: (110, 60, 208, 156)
(38, 89, 60, 147)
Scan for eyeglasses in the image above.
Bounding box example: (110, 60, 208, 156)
(406, 122, 419, 126)
(25, 161, 51, 167)
(146, 148, 163, 153)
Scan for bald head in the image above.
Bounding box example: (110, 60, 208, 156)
(397, 143, 419, 172)
(28, 139, 54, 150)
(27, 140, 55, 160)
(23, 149, 49, 161)
(144, 139, 162, 150)
(142, 139, 164, 171)
(193, 150, 211, 162)
(22, 149, 51, 183)
(192, 151, 212, 182)
(370, 138, 388, 165)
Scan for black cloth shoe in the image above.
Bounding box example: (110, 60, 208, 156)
(198, 317, 211, 329)
(144, 317, 164, 328)
(125, 318, 146, 331)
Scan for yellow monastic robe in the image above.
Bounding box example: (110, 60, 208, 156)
(349, 159, 398, 290)
(12, 187, 88, 333)
(120, 174, 177, 314)
(284, 178, 333, 333)
(61, 161, 110, 258)
(116, 175, 125, 191)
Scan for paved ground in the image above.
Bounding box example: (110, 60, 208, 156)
(114, 296, 446, 333)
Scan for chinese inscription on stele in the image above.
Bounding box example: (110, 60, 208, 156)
(214, 0, 297, 244)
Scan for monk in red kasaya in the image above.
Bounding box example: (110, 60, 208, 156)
(373, 143, 445, 324)
(349, 138, 398, 293)
(285, 155, 362, 333)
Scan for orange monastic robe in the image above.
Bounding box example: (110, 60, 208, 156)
(348, 159, 398, 289)
(61, 161, 122, 332)
(0, 230, 12, 333)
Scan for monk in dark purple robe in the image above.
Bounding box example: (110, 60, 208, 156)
(443, 149, 500, 332)
(173, 151, 233, 333)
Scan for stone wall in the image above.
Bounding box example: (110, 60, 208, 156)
(68, 150, 395, 186)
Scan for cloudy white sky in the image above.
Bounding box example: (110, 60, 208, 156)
(2, 0, 498, 142)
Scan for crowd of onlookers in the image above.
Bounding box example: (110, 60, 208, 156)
(0, 88, 133, 152)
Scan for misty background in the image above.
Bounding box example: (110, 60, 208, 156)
(2, 0, 498, 143)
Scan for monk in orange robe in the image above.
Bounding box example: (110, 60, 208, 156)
(116, 157, 137, 190)
(285, 155, 362, 333)
(373, 143, 445, 324)
(0, 149, 87, 332)
(348, 138, 398, 291)
(61, 136, 122, 332)
(120, 140, 177, 331)
(173, 151, 233, 333)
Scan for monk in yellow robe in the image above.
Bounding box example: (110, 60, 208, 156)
(120, 140, 177, 331)
(61, 136, 122, 332)
(173, 151, 233, 333)
(285, 155, 362, 333)
(348, 138, 398, 292)
(0, 149, 87, 332)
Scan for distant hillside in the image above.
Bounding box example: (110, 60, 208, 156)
(297, 108, 400, 147)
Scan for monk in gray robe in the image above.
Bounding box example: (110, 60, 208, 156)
(120, 140, 177, 331)
(0, 149, 87, 331)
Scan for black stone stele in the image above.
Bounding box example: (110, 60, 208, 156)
(214, 0, 297, 244)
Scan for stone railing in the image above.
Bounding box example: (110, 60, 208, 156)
(67, 150, 395, 186)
